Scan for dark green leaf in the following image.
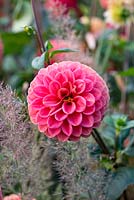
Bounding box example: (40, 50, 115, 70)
(107, 167, 134, 200)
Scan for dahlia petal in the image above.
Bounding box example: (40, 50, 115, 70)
(69, 135, 80, 141)
(83, 93, 95, 107)
(58, 88, 69, 99)
(62, 101, 76, 114)
(85, 79, 94, 92)
(56, 132, 69, 142)
(50, 107, 62, 116)
(47, 127, 61, 138)
(82, 127, 92, 135)
(95, 100, 103, 111)
(55, 109, 68, 121)
(72, 126, 82, 137)
(36, 113, 48, 125)
(94, 79, 104, 90)
(62, 120, 72, 136)
(43, 94, 60, 106)
(64, 70, 75, 83)
(85, 73, 96, 83)
(91, 88, 102, 101)
(81, 115, 94, 127)
(38, 124, 47, 132)
(49, 80, 61, 94)
(62, 81, 72, 93)
(74, 96, 86, 112)
(68, 112, 82, 126)
(74, 79, 86, 94)
(39, 107, 50, 117)
(34, 74, 44, 85)
(47, 116, 62, 128)
(55, 72, 67, 83)
(93, 121, 101, 128)
(28, 105, 38, 116)
(74, 68, 84, 79)
(33, 85, 49, 97)
(43, 75, 52, 87)
(100, 96, 107, 107)
(83, 105, 95, 115)
(93, 111, 102, 123)
(31, 98, 43, 109)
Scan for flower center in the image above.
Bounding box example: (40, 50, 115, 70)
(64, 96, 73, 102)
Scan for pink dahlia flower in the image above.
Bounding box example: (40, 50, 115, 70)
(27, 61, 109, 142)
(3, 194, 21, 200)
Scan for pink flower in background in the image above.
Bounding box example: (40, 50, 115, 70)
(3, 194, 21, 200)
(27, 61, 109, 142)
(99, 0, 109, 9)
(49, 39, 73, 64)
(44, 0, 79, 14)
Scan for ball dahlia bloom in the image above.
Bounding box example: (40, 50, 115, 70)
(27, 61, 109, 142)
(3, 194, 21, 200)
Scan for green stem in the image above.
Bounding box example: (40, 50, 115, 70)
(92, 129, 110, 155)
(31, 0, 45, 53)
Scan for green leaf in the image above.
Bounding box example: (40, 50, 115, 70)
(102, 127, 115, 148)
(104, 115, 114, 126)
(122, 120, 134, 130)
(107, 167, 134, 200)
(119, 68, 134, 77)
(49, 48, 78, 58)
(45, 40, 53, 51)
(32, 53, 45, 69)
(1, 32, 32, 55)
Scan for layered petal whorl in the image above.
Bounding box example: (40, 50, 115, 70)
(27, 61, 109, 142)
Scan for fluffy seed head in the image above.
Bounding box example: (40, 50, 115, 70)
(27, 61, 109, 142)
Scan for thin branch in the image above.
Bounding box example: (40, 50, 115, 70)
(31, 0, 45, 53)
(92, 129, 110, 155)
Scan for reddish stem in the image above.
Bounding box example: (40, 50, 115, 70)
(31, 0, 45, 53)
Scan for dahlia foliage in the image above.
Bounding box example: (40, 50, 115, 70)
(27, 61, 109, 142)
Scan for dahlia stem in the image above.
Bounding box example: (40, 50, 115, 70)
(123, 190, 128, 200)
(31, 0, 45, 53)
(92, 129, 110, 155)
